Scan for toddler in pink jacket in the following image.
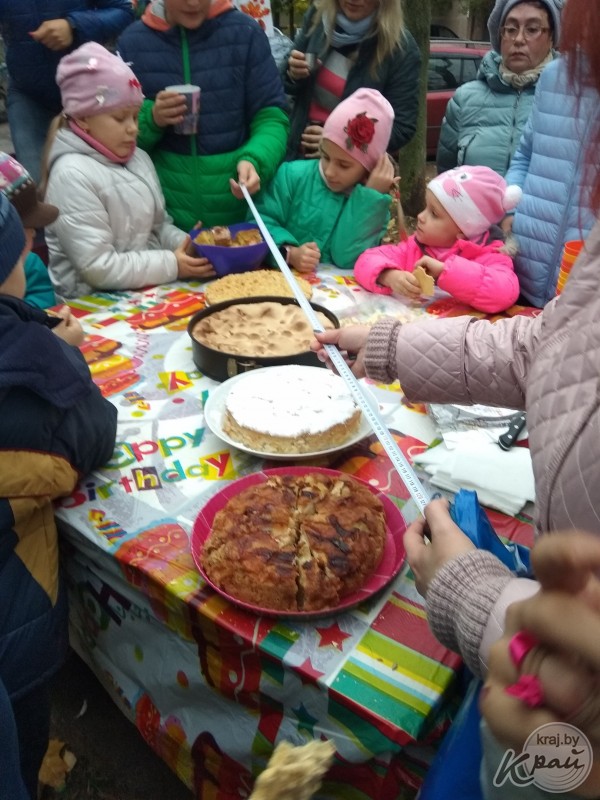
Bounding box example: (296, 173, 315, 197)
(354, 166, 522, 313)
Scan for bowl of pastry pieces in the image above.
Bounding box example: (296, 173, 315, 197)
(190, 222, 269, 276)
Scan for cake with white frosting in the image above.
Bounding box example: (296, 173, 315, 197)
(223, 365, 361, 454)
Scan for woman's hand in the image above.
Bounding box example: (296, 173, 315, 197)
(379, 268, 422, 299)
(287, 49, 311, 81)
(481, 532, 600, 798)
(404, 498, 475, 598)
(300, 124, 324, 159)
(230, 161, 260, 199)
(365, 155, 397, 194)
(311, 326, 370, 378)
(51, 306, 85, 346)
(288, 242, 320, 273)
(175, 236, 216, 279)
(152, 90, 187, 128)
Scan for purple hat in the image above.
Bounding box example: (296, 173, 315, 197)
(57, 42, 144, 118)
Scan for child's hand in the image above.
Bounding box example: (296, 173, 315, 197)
(51, 306, 85, 346)
(414, 255, 444, 281)
(230, 161, 260, 198)
(379, 268, 422, 299)
(152, 90, 188, 128)
(365, 155, 397, 195)
(300, 124, 323, 159)
(288, 242, 320, 273)
(175, 236, 216, 279)
(30, 19, 74, 51)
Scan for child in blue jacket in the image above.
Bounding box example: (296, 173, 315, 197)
(0, 193, 117, 798)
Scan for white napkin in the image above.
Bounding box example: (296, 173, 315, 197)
(414, 439, 535, 516)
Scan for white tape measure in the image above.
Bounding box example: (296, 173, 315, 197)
(241, 185, 430, 514)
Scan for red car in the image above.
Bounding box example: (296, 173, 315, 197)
(427, 42, 490, 158)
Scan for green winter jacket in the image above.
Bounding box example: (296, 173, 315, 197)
(436, 50, 555, 177)
(118, 4, 290, 231)
(250, 159, 391, 270)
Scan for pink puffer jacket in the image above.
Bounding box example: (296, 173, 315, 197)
(363, 219, 600, 676)
(354, 232, 519, 314)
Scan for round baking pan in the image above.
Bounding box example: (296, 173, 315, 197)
(187, 295, 339, 382)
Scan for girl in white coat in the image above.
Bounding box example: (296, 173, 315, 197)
(43, 42, 214, 299)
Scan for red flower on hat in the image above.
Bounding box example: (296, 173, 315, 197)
(129, 78, 141, 89)
(344, 111, 378, 153)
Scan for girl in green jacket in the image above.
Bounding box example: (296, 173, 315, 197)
(253, 88, 395, 273)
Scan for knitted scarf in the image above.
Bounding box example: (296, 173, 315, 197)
(325, 11, 375, 49)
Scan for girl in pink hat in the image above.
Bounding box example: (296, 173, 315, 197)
(355, 165, 522, 313)
(252, 88, 397, 273)
(41, 42, 214, 299)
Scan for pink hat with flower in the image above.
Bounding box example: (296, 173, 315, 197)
(322, 89, 394, 172)
(428, 166, 522, 238)
(57, 42, 144, 118)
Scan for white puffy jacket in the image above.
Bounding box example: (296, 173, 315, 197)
(45, 128, 186, 298)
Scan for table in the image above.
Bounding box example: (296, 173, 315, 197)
(55, 269, 536, 798)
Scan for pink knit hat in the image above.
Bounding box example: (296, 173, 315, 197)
(56, 42, 144, 118)
(322, 89, 394, 172)
(428, 166, 522, 238)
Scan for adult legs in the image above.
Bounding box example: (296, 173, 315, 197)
(7, 81, 58, 184)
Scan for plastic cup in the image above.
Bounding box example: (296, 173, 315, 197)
(165, 84, 200, 135)
(555, 240, 584, 295)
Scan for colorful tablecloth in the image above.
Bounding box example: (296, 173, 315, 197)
(55, 270, 536, 798)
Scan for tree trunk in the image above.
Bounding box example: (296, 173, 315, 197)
(398, 0, 431, 219)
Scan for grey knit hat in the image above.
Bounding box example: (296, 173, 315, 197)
(488, 0, 564, 53)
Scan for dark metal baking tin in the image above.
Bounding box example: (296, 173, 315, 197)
(187, 295, 339, 382)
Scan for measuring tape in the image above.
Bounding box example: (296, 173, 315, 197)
(241, 185, 430, 514)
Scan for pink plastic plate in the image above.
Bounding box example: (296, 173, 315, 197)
(191, 466, 407, 619)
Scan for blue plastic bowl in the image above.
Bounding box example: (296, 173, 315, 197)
(189, 222, 269, 277)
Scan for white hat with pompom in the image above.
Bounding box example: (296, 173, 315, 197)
(428, 166, 523, 239)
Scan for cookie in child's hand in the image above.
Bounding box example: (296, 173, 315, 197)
(413, 265, 435, 297)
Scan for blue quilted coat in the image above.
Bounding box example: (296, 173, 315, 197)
(506, 58, 598, 306)
(0, 0, 134, 111)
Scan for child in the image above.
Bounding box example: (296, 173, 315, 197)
(0, 192, 117, 798)
(0, 151, 59, 309)
(252, 88, 396, 273)
(42, 42, 214, 299)
(354, 166, 522, 313)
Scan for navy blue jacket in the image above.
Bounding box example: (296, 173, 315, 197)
(0, 0, 134, 111)
(0, 296, 117, 700)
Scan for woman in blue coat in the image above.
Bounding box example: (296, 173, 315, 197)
(436, 0, 560, 176)
(0, 0, 134, 182)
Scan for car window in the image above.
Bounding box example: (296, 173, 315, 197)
(428, 57, 459, 91)
(427, 55, 483, 91)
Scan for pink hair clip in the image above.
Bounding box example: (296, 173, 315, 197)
(505, 674, 544, 708)
(508, 630, 539, 671)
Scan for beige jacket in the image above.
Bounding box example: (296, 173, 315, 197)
(364, 219, 600, 676)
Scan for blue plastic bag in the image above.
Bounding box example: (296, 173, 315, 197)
(449, 489, 531, 576)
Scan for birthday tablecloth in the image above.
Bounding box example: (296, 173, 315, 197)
(55, 269, 536, 798)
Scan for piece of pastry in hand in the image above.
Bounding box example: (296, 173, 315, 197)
(413, 265, 435, 296)
(249, 740, 335, 800)
(211, 226, 232, 247)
